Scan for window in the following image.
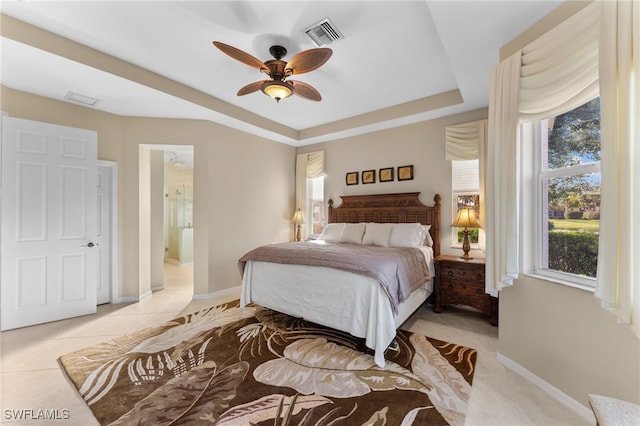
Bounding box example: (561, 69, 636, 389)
(451, 159, 482, 247)
(535, 98, 600, 287)
(306, 175, 325, 236)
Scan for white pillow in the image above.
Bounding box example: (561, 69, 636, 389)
(339, 223, 366, 244)
(389, 223, 426, 247)
(318, 223, 345, 242)
(362, 223, 393, 247)
(422, 225, 434, 247)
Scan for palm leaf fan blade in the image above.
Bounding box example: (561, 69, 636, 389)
(237, 81, 266, 96)
(290, 81, 322, 101)
(213, 41, 270, 75)
(285, 48, 332, 75)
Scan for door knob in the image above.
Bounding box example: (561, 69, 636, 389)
(82, 242, 97, 247)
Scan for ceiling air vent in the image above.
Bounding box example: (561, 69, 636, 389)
(64, 92, 99, 107)
(303, 18, 344, 47)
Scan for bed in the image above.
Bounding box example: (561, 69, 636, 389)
(239, 192, 441, 367)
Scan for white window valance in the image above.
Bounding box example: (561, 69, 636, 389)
(519, 2, 600, 121)
(305, 150, 326, 178)
(445, 120, 486, 161)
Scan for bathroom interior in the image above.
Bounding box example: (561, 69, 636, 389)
(164, 150, 194, 272)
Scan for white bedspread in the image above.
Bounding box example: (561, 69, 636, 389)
(241, 246, 434, 367)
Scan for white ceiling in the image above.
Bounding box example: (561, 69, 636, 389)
(0, 1, 561, 146)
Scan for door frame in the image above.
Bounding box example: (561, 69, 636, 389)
(98, 160, 119, 303)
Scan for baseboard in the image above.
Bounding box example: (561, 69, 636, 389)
(192, 285, 241, 301)
(113, 290, 153, 304)
(139, 290, 152, 301)
(497, 352, 594, 423)
(113, 296, 141, 304)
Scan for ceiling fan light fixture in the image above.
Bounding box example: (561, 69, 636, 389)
(213, 41, 329, 102)
(261, 81, 293, 102)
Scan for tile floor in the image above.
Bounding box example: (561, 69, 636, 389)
(1, 263, 593, 425)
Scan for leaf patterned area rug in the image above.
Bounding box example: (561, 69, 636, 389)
(58, 300, 477, 425)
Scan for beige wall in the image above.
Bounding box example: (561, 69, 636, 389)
(496, 0, 640, 407)
(299, 108, 488, 258)
(501, 276, 640, 405)
(1, 86, 296, 300)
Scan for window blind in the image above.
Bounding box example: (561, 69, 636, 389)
(452, 159, 479, 193)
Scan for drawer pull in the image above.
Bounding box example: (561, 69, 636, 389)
(447, 270, 454, 277)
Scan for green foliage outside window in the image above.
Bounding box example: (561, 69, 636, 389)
(547, 98, 601, 215)
(544, 98, 600, 278)
(457, 227, 479, 244)
(548, 231, 598, 277)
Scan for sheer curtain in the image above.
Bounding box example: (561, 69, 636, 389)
(596, 0, 640, 335)
(486, 52, 522, 296)
(294, 151, 325, 240)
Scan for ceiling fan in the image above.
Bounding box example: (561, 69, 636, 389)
(213, 41, 332, 103)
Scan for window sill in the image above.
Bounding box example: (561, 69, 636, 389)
(522, 272, 596, 293)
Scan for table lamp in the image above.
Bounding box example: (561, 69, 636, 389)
(291, 208, 305, 242)
(451, 207, 481, 260)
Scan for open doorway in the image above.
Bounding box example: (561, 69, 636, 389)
(139, 144, 194, 297)
(163, 149, 194, 293)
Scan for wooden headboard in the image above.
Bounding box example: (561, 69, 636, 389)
(328, 192, 442, 257)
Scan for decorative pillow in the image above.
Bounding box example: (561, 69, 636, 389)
(318, 223, 345, 242)
(422, 225, 434, 247)
(362, 223, 393, 247)
(389, 223, 426, 247)
(339, 223, 366, 244)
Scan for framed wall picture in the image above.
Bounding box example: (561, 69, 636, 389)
(397, 165, 414, 181)
(379, 167, 394, 182)
(346, 171, 359, 185)
(362, 170, 376, 184)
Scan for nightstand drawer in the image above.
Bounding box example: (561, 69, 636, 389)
(441, 279, 486, 297)
(440, 266, 484, 284)
(440, 281, 491, 311)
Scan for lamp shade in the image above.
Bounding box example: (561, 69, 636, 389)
(261, 81, 293, 102)
(291, 208, 305, 224)
(451, 207, 480, 228)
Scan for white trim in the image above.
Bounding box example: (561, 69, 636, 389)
(531, 268, 597, 290)
(98, 160, 119, 304)
(139, 289, 152, 301)
(192, 285, 241, 301)
(530, 117, 600, 288)
(497, 352, 595, 423)
(522, 272, 596, 293)
(113, 296, 140, 304)
(112, 290, 152, 304)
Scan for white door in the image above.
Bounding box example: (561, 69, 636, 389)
(96, 163, 113, 305)
(1, 117, 98, 330)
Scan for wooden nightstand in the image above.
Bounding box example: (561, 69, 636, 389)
(434, 255, 498, 326)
